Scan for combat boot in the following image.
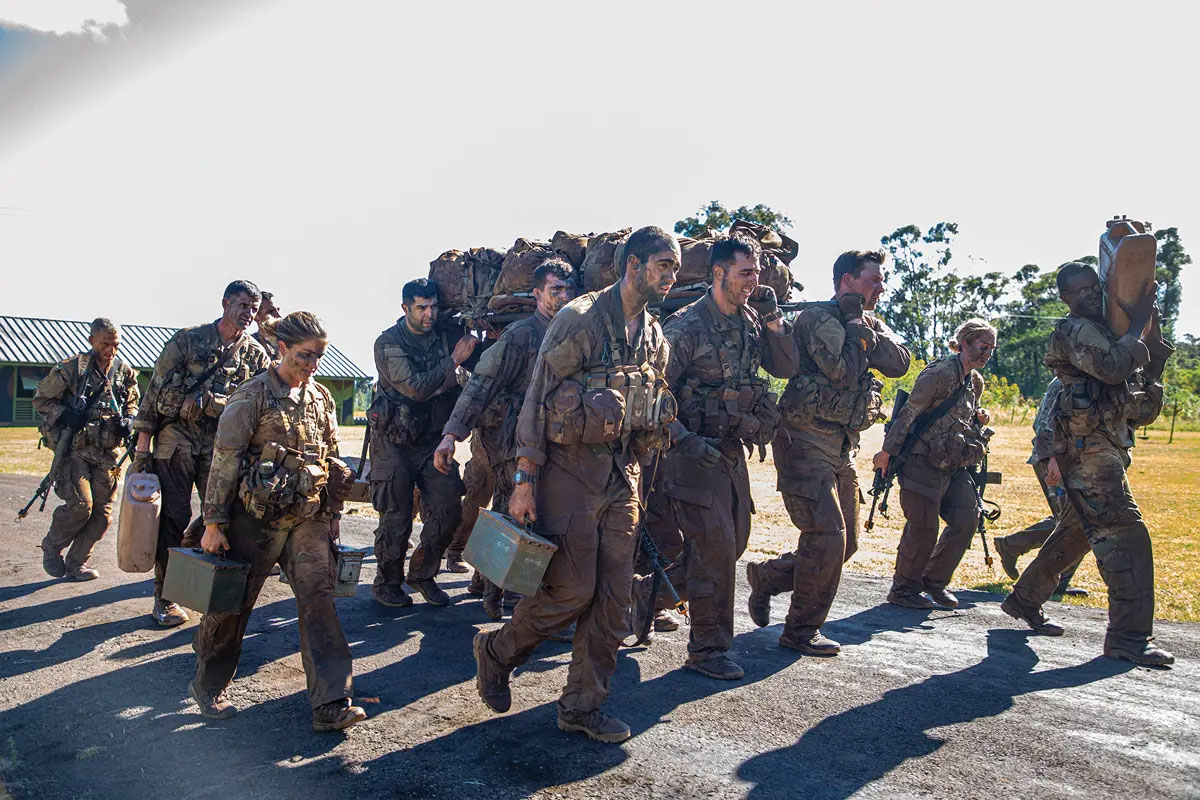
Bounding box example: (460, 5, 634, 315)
(467, 571, 485, 596)
(684, 654, 745, 680)
(153, 597, 189, 627)
(779, 629, 841, 656)
(994, 536, 1020, 581)
(746, 562, 771, 628)
(189, 680, 236, 720)
(926, 587, 959, 609)
(556, 703, 631, 743)
(887, 587, 933, 610)
(312, 699, 367, 732)
(1000, 594, 1064, 636)
(653, 611, 679, 632)
(444, 555, 470, 574)
(407, 579, 450, 606)
(1105, 639, 1175, 667)
(41, 546, 66, 579)
(65, 565, 99, 581)
(473, 631, 512, 712)
(481, 586, 503, 621)
(372, 585, 413, 608)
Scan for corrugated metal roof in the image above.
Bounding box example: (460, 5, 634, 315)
(0, 316, 369, 379)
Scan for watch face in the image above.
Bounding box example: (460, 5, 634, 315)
(513, 470, 526, 485)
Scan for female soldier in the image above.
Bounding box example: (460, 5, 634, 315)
(872, 318, 997, 610)
(192, 311, 366, 732)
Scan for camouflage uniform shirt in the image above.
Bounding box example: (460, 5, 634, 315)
(134, 322, 269, 458)
(203, 367, 340, 525)
(33, 353, 141, 468)
(882, 356, 985, 464)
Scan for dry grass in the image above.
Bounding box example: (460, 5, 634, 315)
(745, 423, 1200, 623)
(3, 421, 1197, 620)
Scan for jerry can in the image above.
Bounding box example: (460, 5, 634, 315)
(1098, 216, 1157, 336)
(334, 545, 365, 597)
(162, 548, 250, 614)
(116, 470, 161, 573)
(462, 509, 558, 596)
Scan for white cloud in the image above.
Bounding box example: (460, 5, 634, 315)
(0, 0, 128, 38)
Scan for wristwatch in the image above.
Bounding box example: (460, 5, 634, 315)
(513, 469, 532, 486)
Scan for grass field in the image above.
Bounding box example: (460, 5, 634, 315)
(4, 422, 1198, 621)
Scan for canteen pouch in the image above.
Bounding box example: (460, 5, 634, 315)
(848, 376, 885, 432)
(545, 380, 585, 446)
(581, 387, 627, 444)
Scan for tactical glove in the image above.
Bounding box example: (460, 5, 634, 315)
(60, 396, 88, 429)
(748, 285, 781, 322)
(837, 293, 866, 322)
(674, 432, 722, 468)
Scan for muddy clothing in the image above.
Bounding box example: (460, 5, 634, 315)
(134, 322, 268, 596)
(489, 283, 669, 713)
(642, 290, 798, 657)
(1032, 315, 1171, 651)
(886, 357, 987, 593)
(444, 311, 551, 561)
(34, 353, 140, 568)
(193, 366, 352, 710)
(757, 306, 910, 636)
(369, 319, 464, 589)
(253, 330, 279, 361)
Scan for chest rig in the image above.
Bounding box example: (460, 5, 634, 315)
(239, 382, 331, 523)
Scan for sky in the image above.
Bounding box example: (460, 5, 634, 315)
(0, 0, 1197, 373)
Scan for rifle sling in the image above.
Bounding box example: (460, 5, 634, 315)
(184, 334, 245, 396)
(895, 374, 970, 465)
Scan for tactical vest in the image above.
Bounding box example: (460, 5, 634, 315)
(544, 299, 675, 448)
(368, 324, 461, 446)
(674, 302, 779, 445)
(1053, 374, 1142, 439)
(912, 365, 988, 471)
(239, 440, 330, 523)
(41, 355, 131, 454)
(779, 370, 883, 433)
(154, 332, 257, 425)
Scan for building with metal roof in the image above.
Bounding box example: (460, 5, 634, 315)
(0, 316, 370, 425)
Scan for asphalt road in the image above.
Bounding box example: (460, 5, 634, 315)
(1, 473, 1197, 799)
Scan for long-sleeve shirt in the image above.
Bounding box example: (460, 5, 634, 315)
(515, 282, 669, 494)
(882, 356, 983, 458)
(134, 321, 268, 457)
(203, 367, 340, 525)
(33, 351, 140, 467)
(373, 318, 461, 446)
(791, 304, 911, 463)
(443, 310, 550, 462)
(1028, 377, 1062, 465)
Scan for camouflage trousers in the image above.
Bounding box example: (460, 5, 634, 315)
(153, 446, 210, 598)
(369, 433, 464, 587)
(892, 455, 978, 593)
(755, 442, 859, 637)
(1016, 437, 1154, 651)
(446, 433, 494, 562)
(488, 465, 636, 713)
(42, 453, 117, 570)
(996, 461, 1082, 590)
(193, 506, 352, 708)
(639, 442, 752, 657)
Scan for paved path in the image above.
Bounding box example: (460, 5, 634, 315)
(1, 474, 1197, 799)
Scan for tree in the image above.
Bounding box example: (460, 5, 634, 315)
(1154, 227, 1191, 338)
(992, 265, 1066, 398)
(674, 200, 793, 238)
(873, 222, 1008, 362)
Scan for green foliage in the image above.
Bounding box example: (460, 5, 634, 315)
(1154, 227, 1192, 338)
(991, 265, 1065, 398)
(674, 200, 793, 238)
(874, 222, 1008, 362)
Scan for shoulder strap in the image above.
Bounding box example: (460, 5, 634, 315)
(185, 334, 245, 394)
(901, 370, 970, 454)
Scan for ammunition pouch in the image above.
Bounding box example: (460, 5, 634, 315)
(1057, 377, 1134, 438)
(154, 374, 188, 420)
(679, 377, 777, 443)
(924, 431, 987, 472)
(367, 393, 429, 446)
(545, 367, 676, 447)
(239, 441, 329, 522)
(780, 372, 883, 432)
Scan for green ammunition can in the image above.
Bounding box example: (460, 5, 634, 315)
(462, 510, 558, 596)
(162, 547, 250, 614)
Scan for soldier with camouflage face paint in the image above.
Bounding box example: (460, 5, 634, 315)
(748, 249, 910, 655)
(133, 280, 270, 627)
(1002, 262, 1174, 667)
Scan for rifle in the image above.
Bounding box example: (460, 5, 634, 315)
(17, 358, 114, 522)
(969, 425, 1002, 568)
(627, 522, 688, 647)
(866, 389, 909, 530)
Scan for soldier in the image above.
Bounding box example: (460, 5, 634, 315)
(252, 291, 282, 360)
(33, 318, 140, 581)
(747, 250, 911, 654)
(435, 259, 577, 618)
(194, 311, 366, 731)
(133, 280, 269, 627)
(631, 235, 797, 678)
(368, 278, 478, 608)
(473, 226, 678, 743)
(1002, 263, 1174, 666)
(443, 432, 493, 576)
(873, 318, 996, 610)
(992, 377, 1085, 596)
